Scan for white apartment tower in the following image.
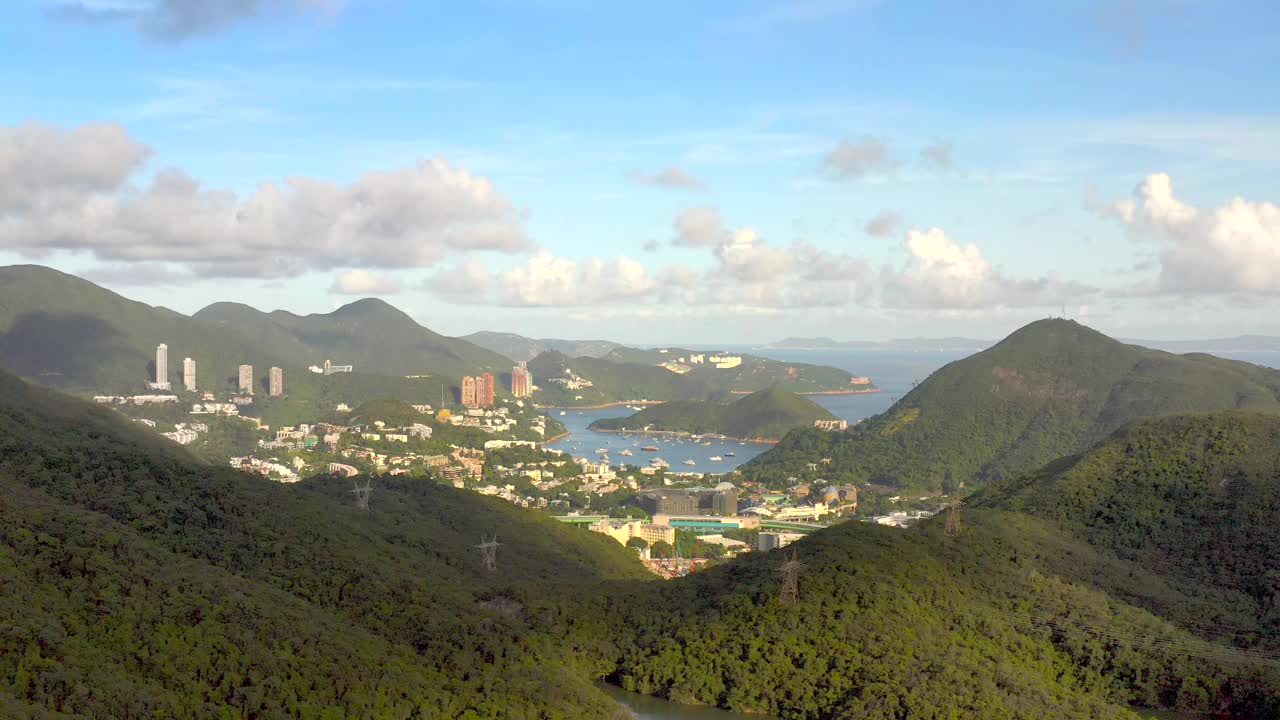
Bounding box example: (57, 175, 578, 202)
(151, 344, 171, 390)
(183, 357, 196, 392)
(238, 364, 254, 395)
(269, 366, 284, 397)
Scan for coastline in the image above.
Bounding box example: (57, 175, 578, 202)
(540, 431, 570, 444)
(728, 387, 881, 396)
(535, 400, 665, 410)
(586, 425, 780, 445)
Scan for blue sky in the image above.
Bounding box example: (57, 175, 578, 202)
(1, 0, 1277, 343)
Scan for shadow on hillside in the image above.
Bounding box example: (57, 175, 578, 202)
(0, 312, 138, 389)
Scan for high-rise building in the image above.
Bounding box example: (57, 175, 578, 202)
(461, 376, 477, 408)
(269, 367, 284, 397)
(151, 344, 171, 390)
(182, 357, 196, 392)
(478, 372, 496, 407)
(511, 361, 532, 398)
(711, 489, 738, 516)
(238, 364, 254, 395)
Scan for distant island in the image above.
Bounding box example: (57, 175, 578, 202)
(588, 386, 843, 442)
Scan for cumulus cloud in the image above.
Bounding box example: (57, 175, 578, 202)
(864, 210, 902, 238)
(48, 0, 342, 43)
(821, 136, 891, 179)
(0, 121, 531, 279)
(1095, 173, 1280, 295)
(432, 251, 656, 307)
(627, 166, 704, 190)
(329, 270, 401, 295)
(673, 206, 727, 247)
(881, 227, 1094, 309)
(921, 140, 954, 171)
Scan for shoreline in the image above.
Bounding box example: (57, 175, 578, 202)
(586, 425, 780, 445)
(540, 431, 571, 444)
(729, 387, 881, 396)
(535, 400, 665, 410)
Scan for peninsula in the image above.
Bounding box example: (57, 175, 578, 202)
(588, 386, 842, 442)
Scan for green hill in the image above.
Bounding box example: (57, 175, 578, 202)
(743, 318, 1280, 491)
(605, 413, 1280, 719)
(0, 368, 647, 718)
(528, 350, 719, 406)
(589, 386, 838, 441)
(195, 297, 513, 381)
(602, 346, 872, 395)
(462, 330, 623, 362)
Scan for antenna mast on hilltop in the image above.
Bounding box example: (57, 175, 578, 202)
(351, 478, 373, 511)
(475, 534, 501, 573)
(777, 550, 805, 605)
(943, 499, 965, 539)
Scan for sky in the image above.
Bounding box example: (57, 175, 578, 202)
(1, 0, 1278, 344)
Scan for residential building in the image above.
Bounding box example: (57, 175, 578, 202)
(639, 489, 698, 516)
(711, 489, 738, 516)
(461, 376, 477, 408)
(814, 418, 848, 431)
(588, 519, 676, 547)
(511, 361, 533, 397)
(478, 372, 496, 407)
(269, 366, 284, 396)
(182, 357, 196, 392)
(150, 344, 171, 390)
(238, 364, 254, 395)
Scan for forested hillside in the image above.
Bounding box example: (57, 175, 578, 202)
(744, 318, 1280, 491)
(607, 413, 1280, 719)
(0, 368, 646, 719)
(590, 386, 837, 440)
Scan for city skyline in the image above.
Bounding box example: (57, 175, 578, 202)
(0, 2, 1277, 343)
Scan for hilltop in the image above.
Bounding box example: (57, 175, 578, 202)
(589, 386, 838, 441)
(743, 318, 1280, 490)
(195, 297, 511, 380)
(462, 330, 623, 362)
(606, 413, 1280, 718)
(603, 345, 870, 395)
(0, 367, 646, 718)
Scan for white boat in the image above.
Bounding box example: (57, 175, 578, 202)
(682, 459, 696, 466)
(595, 448, 608, 454)
(559, 411, 566, 416)
(724, 452, 736, 457)
(619, 449, 634, 456)
(709, 456, 722, 461)
(650, 457, 669, 467)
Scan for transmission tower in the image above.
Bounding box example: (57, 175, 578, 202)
(777, 549, 805, 605)
(944, 499, 965, 538)
(475, 534, 501, 573)
(351, 478, 373, 511)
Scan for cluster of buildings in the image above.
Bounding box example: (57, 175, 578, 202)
(461, 373, 497, 408)
(161, 422, 208, 445)
(307, 359, 353, 375)
(145, 343, 287, 398)
(237, 364, 285, 397)
(813, 419, 849, 431)
(656, 351, 744, 374)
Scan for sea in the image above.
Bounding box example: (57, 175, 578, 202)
(544, 347, 1280, 473)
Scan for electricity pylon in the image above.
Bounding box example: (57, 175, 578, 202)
(475, 534, 501, 573)
(777, 549, 804, 605)
(944, 499, 965, 538)
(351, 478, 373, 511)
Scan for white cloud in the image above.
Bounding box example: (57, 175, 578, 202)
(329, 270, 401, 295)
(627, 166, 704, 190)
(1097, 173, 1280, 295)
(881, 227, 1094, 309)
(821, 136, 892, 179)
(673, 206, 726, 247)
(434, 251, 658, 307)
(0, 121, 531, 278)
(921, 139, 954, 171)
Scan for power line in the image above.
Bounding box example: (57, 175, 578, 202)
(475, 534, 501, 573)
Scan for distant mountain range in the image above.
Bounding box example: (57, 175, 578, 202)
(462, 330, 623, 362)
(745, 318, 1280, 491)
(770, 333, 1280, 353)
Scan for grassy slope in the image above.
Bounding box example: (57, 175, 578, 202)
(744, 318, 1280, 491)
(608, 414, 1280, 719)
(590, 386, 838, 440)
(528, 351, 718, 405)
(0, 369, 647, 718)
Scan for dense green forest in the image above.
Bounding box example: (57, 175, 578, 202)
(0, 368, 647, 718)
(743, 318, 1280, 491)
(590, 386, 837, 440)
(606, 413, 1280, 719)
